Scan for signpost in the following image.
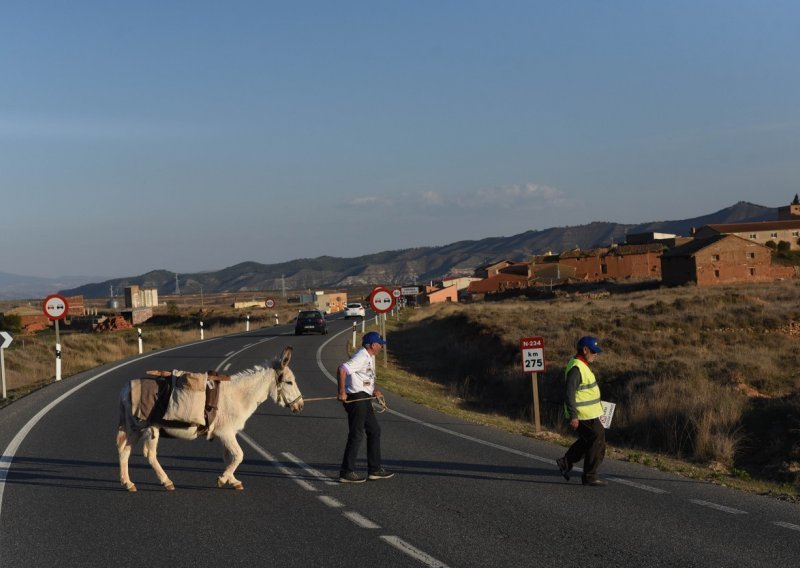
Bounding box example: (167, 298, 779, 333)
(43, 294, 69, 381)
(520, 336, 546, 432)
(1, 331, 12, 399)
(369, 287, 395, 364)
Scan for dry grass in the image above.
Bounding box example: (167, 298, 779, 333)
(378, 280, 800, 496)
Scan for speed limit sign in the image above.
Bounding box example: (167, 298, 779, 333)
(265, 298, 276, 309)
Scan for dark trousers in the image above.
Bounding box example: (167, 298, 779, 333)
(565, 417, 606, 481)
(340, 392, 382, 474)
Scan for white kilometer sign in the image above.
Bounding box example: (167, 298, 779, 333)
(520, 336, 546, 373)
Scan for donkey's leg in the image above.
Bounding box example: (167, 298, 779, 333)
(116, 428, 141, 492)
(142, 427, 175, 491)
(216, 433, 245, 490)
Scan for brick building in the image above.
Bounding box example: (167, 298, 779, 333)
(661, 234, 796, 286)
(557, 244, 663, 281)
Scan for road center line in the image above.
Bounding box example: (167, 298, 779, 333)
(318, 495, 344, 508)
(282, 451, 339, 485)
(380, 536, 451, 568)
(239, 433, 317, 492)
(343, 511, 381, 529)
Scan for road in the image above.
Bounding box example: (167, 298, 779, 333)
(1, 314, 798, 567)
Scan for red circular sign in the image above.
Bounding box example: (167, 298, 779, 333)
(43, 294, 69, 320)
(369, 286, 396, 314)
(265, 298, 276, 309)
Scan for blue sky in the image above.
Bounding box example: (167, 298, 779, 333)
(2, 1, 799, 279)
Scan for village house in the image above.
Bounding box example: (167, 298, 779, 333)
(660, 234, 796, 286)
(556, 244, 663, 281)
(693, 198, 800, 251)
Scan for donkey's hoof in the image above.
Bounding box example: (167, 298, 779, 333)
(216, 477, 243, 490)
(232, 482, 244, 491)
(216, 477, 226, 488)
(163, 481, 175, 491)
(123, 481, 137, 492)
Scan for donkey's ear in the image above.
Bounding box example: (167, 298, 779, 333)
(280, 346, 293, 369)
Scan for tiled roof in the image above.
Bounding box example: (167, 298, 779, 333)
(703, 219, 800, 233)
(466, 273, 529, 293)
(660, 234, 764, 258)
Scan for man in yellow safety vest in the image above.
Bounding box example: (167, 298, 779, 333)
(556, 336, 607, 487)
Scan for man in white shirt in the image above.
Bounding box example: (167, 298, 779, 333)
(338, 331, 394, 483)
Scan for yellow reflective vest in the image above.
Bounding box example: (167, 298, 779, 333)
(564, 357, 603, 420)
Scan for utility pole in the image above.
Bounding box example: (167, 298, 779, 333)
(174, 274, 180, 295)
(281, 274, 286, 298)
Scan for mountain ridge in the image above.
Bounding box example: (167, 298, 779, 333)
(0, 201, 777, 300)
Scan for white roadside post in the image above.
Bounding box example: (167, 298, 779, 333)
(274, 313, 279, 326)
(55, 343, 62, 382)
(246, 315, 250, 332)
(352, 322, 357, 349)
(520, 336, 546, 433)
(200, 321, 204, 340)
(1, 331, 13, 399)
(42, 294, 68, 382)
(137, 328, 143, 354)
(361, 318, 365, 333)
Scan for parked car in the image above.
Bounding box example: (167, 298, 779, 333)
(344, 302, 366, 319)
(294, 310, 328, 335)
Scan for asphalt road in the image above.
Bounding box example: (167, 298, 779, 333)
(1, 315, 799, 567)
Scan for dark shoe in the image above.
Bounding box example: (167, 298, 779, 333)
(556, 457, 571, 481)
(582, 478, 608, 487)
(367, 468, 395, 480)
(339, 471, 366, 483)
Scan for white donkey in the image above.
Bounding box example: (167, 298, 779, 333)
(116, 346, 304, 492)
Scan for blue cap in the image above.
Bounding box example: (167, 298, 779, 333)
(362, 331, 386, 346)
(577, 336, 602, 353)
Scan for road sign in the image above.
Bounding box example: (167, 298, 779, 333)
(391, 288, 401, 299)
(401, 286, 419, 296)
(265, 298, 276, 309)
(0, 331, 12, 349)
(369, 286, 395, 314)
(43, 294, 69, 320)
(520, 336, 546, 373)
(600, 401, 616, 429)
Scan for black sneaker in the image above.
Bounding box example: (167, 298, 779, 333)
(339, 471, 366, 483)
(556, 457, 571, 481)
(367, 468, 394, 480)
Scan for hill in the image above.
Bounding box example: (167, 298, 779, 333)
(55, 201, 775, 298)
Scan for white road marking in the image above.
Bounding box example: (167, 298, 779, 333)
(773, 521, 800, 532)
(606, 477, 669, 494)
(690, 499, 747, 515)
(239, 433, 318, 492)
(282, 451, 339, 485)
(380, 536, 451, 568)
(318, 495, 344, 508)
(223, 363, 232, 371)
(225, 351, 235, 357)
(343, 511, 380, 529)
